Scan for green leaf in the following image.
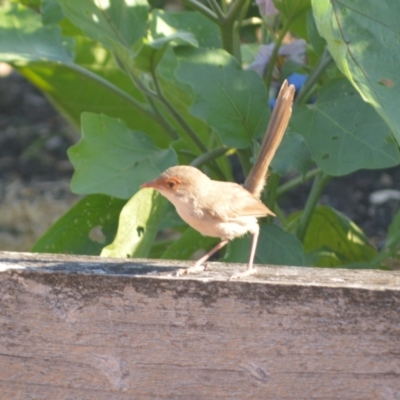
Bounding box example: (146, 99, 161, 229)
(18, 0, 40, 10)
(288, 205, 377, 267)
(0, 3, 73, 63)
(156, 47, 213, 155)
(58, 0, 149, 48)
(240, 43, 260, 67)
(307, 11, 325, 56)
(149, 9, 221, 48)
(361, 208, 400, 269)
(312, 0, 400, 145)
(135, 33, 197, 71)
(101, 190, 167, 258)
(291, 78, 400, 176)
(41, 0, 63, 25)
(271, 131, 313, 176)
(275, 0, 311, 39)
(175, 47, 270, 149)
(385, 208, 400, 252)
(114, 32, 198, 73)
(32, 195, 125, 255)
(69, 113, 178, 198)
(275, 0, 311, 18)
(160, 227, 219, 260)
(224, 223, 305, 266)
(21, 61, 169, 147)
(0, 5, 169, 147)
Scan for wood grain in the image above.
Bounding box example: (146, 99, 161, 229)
(1, 251, 400, 399)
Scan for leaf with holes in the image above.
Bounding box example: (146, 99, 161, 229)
(101, 189, 167, 258)
(32, 195, 125, 255)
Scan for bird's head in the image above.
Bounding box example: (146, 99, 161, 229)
(140, 165, 209, 203)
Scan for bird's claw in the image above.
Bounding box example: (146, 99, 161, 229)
(176, 264, 206, 277)
(229, 267, 257, 281)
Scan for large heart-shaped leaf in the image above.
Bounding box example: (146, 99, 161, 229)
(312, 0, 400, 145)
(175, 47, 270, 149)
(291, 78, 400, 176)
(69, 113, 177, 198)
(32, 195, 125, 255)
(101, 189, 167, 258)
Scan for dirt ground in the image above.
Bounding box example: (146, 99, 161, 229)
(0, 64, 399, 256)
(0, 64, 80, 251)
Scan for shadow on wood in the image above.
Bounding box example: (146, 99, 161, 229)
(1, 251, 400, 399)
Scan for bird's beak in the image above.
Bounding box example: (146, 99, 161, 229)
(140, 179, 159, 190)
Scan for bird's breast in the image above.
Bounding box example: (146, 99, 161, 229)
(173, 197, 259, 240)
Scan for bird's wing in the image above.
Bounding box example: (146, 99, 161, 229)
(205, 181, 274, 221)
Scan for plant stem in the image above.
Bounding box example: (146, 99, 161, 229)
(220, 24, 235, 56)
(238, 148, 253, 177)
(296, 172, 330, 242)
(207, 0, 225, 20)
(295, 47, 333, 105)
(71, 64, 154, 120)
(118, 61, 179, 140)
(265, 173, 280, 211)
(190, 146, 232, 168)
(263, 18, 291, 92)
(118, 54, 207, 152)
(273, 202, 287, 227)
(219, 0, 249, 58)
(146, 97, 179, 140)
(277, 168, 320, 196)
(180, 0, 219, 22)
(150, 70, 209, 154)
(226, 0, 248, 23)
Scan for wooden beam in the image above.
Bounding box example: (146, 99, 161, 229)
(1, 251, 400, 399)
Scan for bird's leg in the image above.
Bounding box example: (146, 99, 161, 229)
(230, 228, 259, 280)
(176, 239, 229, 276)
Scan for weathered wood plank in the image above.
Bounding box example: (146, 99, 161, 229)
(1, 251, 400, 399)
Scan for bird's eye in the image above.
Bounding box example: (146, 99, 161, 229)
(167, 181, 175, 188)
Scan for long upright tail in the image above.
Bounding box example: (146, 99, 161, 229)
(244, 80, 295, 198)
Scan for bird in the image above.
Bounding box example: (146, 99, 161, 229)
(141, 80, 295, 278)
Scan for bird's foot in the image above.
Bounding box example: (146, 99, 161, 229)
(229, 266, 257, 281)
(176, 263, 206, 277)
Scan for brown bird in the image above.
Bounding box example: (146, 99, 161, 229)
(141, 80, 295, 278)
